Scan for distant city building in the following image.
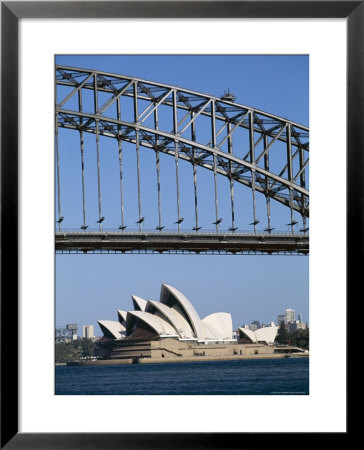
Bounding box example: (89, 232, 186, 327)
(277, 314, 286, 326)
(67, 323, 78, 341)
(83, 325, 94, 339)
(241, 321, 261, 331)
(56, 324, 78, 343)
(288, 321, 307, 332)
(298, 313, 303, 323)
(285, 309, 295, 323)
(260, 322, 276, 329)
(241, 324, 257, 331)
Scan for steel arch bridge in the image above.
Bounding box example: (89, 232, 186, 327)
(55, 65, 309, 255)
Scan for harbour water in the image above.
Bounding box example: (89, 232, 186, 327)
(55, 357, 308, 395)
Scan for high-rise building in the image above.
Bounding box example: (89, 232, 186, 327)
(285, 309, 295, 324)
(83, 325, 94, 339)
(277, 314, 286, 326)
(298, 313, 303, 323)
(288, 321, 307, 332)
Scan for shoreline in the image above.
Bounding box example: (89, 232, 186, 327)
(63, 352, 308, 367)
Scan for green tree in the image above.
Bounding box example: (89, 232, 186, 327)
(55, 341, 81, 363)
(55, 338, 96, 363)
(275, 326, 309, 349)
(294, 328, 309, 349)
(276, 321, 289, 345)
(81, 338, 95, 358)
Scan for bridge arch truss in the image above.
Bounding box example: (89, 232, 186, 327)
(55, 66, 309, 255)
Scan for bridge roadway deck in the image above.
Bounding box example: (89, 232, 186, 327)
(55, 230, 309, 255)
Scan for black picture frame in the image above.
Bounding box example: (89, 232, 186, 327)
(1, 1, 357, 447)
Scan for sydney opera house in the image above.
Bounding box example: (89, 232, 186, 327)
(94, 283, 285, 363)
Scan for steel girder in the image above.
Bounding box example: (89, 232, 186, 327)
(55, 66, 309, 221)
(55, 231, 309, 255)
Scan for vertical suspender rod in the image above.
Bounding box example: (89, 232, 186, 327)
(249, 111, 258, 232)
(154, 108, 163, 231)
(191, 111, 199, 231)
(173, 90, 182, 232)
(286, 123, 295, 234)
(116, 97, 125, 230)
(94, 73, 103, 231)
(264, 134, 272, 233)
(211, 100, 220, 232)
(134, 81, 143, 231)
(55, 111, 62, 231)
(78, 89, 87, 230)
(227, 122, 236, 231)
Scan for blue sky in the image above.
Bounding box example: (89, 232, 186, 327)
(55, 54, 309, 334)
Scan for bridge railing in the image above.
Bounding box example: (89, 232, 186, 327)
(55, 227, 309, 237)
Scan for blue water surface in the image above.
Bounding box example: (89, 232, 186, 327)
(55, 357, 309, 395)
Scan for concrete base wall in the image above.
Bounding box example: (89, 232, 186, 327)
(106, 337, 276, 361)
(64, 337, 308, 366)
(66, 352, 308, 367)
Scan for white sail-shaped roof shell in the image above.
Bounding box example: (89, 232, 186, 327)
(238, 327, 258, 343)
(126, 310, 178, 337)
(117, 309, 128, 324)
(131, 295, 147, 311)
(238, 325, 279, 344)
(201, 322, 221, 340)
(160, 284, 204, 340)
(255, 326, 279, 344)
(98, 320, 126, 340)
(145, 300, 194, 339)
(100, 284, 241, 343)
(202, 313, 233, 340)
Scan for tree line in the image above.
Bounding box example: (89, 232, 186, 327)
(55, 338, 96, 363)
(275, 322, 309, 349)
